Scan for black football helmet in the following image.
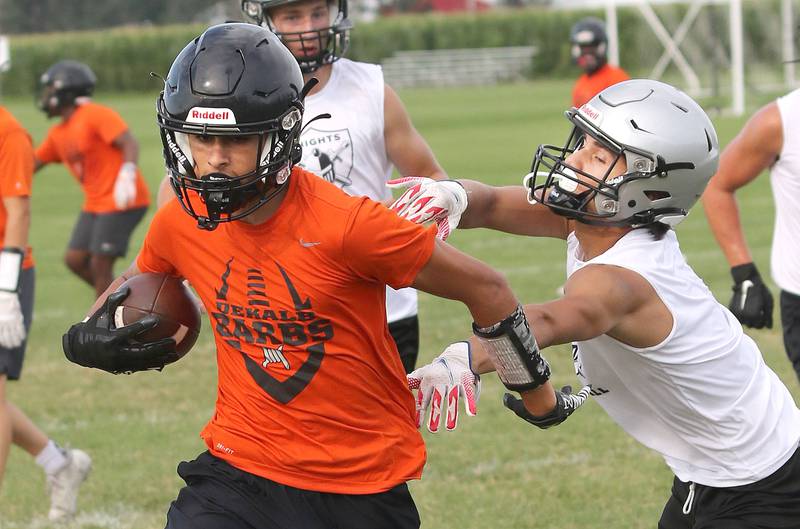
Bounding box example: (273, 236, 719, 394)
(570, 17, 608, 75)
(37, 60, 96, 117)
(156, 23, 306, 230)
(241, 0, 352, 73)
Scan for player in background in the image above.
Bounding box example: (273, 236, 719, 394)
(34, 60, 150, 298)
(570, 17, 630, 108)
(0, 105, 91, 522)
(702, 92, 800, 383)
(62, 23, 574, 528)
(395, 80, 800, 527)
(239, 0, 448, 373)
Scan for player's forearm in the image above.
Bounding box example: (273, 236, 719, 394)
(1, 198, 30, 249)
(157, 174, 173, 208)
(701, 183, 753, 266)
(122, 139, 139, 164)
(456, 180, 503, 229)
(468, 331, 557, 415)
(86, 263, 140, 316)
(458, 181, 567, 237)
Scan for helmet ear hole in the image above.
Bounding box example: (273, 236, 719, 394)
(644, 190, 671, 201)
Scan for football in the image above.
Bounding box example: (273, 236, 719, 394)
(113, 273, 202, 359)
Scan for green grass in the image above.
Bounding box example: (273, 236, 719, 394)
(0, 79, 796, 529)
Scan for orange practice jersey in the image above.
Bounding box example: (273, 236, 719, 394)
(137, 168, 437, 494)
(572, 63, 631, 108)
(35, 102, 150, 213)
(0, 107, 35, 269)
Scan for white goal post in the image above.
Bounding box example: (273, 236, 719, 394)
(555, 0, 798, 116)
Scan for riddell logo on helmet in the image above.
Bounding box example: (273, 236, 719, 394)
(187, 107, 237, 125)
(579, 103, 602, 124)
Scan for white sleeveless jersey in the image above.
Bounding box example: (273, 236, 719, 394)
(299, 59, 417, 323)
(567, 229, 800, 487)
(771, 90, 800, 295)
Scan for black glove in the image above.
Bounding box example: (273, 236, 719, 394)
(503, 385, 590, 429)
(729, 263, 773, 329)
(63, 287, 178, 374)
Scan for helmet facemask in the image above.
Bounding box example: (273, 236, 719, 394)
(159, 99, 303, 231)
(241, 0, 352, 74)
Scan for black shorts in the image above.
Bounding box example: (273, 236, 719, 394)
(164, 452, 420, 529)
(0, 267, 35, 381)
(658, 444, 800, 529)
(388, 315, 419, 374)
(68, 207, 147, 257)
(780, 290, 800, 381)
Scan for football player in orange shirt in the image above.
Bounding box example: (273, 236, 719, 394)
(61, 24, 585, 529)
(0, 105, 91, 523)
(34, 61, 151, 298)
(570, 17, 630, 109)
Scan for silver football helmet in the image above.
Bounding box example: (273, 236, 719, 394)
(526, 79, 719, 227)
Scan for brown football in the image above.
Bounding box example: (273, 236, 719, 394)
(113, 273, 202, 359)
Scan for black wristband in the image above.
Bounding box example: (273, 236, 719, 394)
(731, 262, 759, 284)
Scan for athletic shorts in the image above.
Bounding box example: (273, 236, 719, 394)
(388, 315, 419, 374)
(658, 444, 800, 529)
(0, 267, 35, 381)
(780, 290, 800, 381)
(164, 451, 420, 529)
(68, 207, 147, 257)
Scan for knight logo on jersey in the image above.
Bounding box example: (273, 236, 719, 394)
(299, 127, 354, 189)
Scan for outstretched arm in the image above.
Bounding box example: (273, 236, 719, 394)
(458, 180, 570, 238)
(389, 177, 570, 240)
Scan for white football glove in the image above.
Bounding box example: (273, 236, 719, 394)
(0, 291, 25, 349)
(387, 177, 468, 240)
(113, 162, 138, 209)
(407, 341, 480, 433)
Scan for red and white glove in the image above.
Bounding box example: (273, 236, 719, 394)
(113, 162, 138, 209)
(387, 177, 468, 240)
(407, 341, 480, 433)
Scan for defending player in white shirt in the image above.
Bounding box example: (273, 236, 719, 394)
(396, 79, 800, 528)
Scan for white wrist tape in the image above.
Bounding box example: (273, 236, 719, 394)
(119, 162, 137, 178)
(0, 248, 23, 292)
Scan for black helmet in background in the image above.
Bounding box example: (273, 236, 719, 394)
(156, 23, 306, 230)
(570, 17, 608, 75)
(37, 60, 96, 117)
(241, 0, 352, 74)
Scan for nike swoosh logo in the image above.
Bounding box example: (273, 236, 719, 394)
(300, 239, 320, 247)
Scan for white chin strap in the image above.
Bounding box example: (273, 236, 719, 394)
(174, 132, 194, 175)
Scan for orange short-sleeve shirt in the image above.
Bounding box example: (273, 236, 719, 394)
(137, 168, 437, 494)
(35, 102, 150, 213)
(572, 63, 631, 108)
(0, 107, 35, 269)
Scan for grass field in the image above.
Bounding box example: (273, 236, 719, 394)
(0, 79, 796, 529)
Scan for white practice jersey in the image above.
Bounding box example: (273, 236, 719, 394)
(771, 90, 800, 296)
(567, 229, 800, 487)
(299, 59, 418, 323)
